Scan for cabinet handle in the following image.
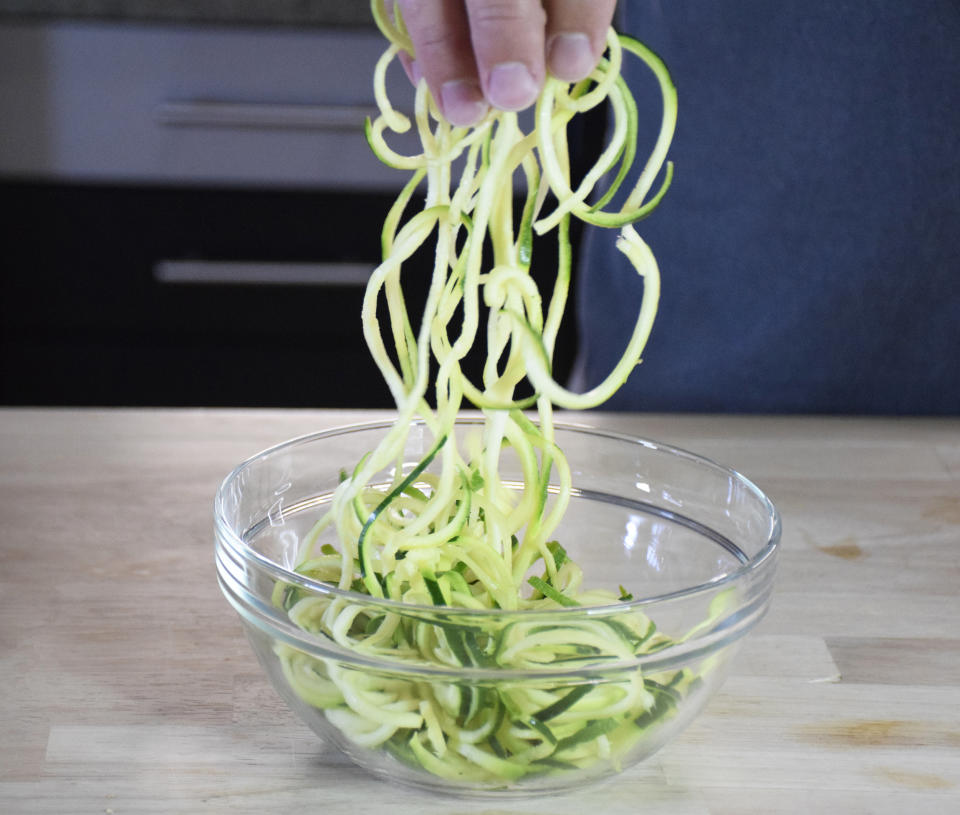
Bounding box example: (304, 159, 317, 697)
(154, 260, 372, 287)
(154, 101, 380, 131)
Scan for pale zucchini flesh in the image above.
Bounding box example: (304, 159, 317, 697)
(270, 0, 707, 786)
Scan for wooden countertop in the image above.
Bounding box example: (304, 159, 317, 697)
(1, 408, 958, 813)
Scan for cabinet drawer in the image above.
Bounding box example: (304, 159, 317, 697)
(0, 181, 405, 406)
(0, 180, 575, 408)
(0, 21, 417, 189)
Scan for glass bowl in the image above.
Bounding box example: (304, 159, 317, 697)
(214, 419, 780, 795)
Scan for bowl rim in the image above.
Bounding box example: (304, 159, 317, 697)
(214, 417, 781, 618)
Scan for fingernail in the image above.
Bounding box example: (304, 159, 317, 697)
(409, 58, 423, 86)
(487, 62, 540, 111)
(440, 79, 489, 127)
(547, 32, 595, 82)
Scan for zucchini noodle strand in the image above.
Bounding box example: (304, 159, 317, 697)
(270, 2, 706, 786)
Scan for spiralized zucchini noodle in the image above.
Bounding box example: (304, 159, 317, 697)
(269, 1, 706, 785)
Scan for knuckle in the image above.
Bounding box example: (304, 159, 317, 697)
(398, 1, 468, 59)
(413, 20, 460, 53)
(470, 0, 545, 31)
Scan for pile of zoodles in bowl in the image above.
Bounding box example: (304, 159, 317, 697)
(263, 0, 725, 789)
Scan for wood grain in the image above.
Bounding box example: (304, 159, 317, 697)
(2, 408, 959, 813)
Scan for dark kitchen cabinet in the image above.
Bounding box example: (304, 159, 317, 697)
(2, 182, 402, 406)
(0, 181, 576, 407)
(0, 21, 583, 407)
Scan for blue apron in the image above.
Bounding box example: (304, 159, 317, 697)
(571, 0, 960, 414)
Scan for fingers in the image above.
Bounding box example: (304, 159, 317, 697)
(464, 0, 546, 113)
(544, 0, 618, 82)
(398, 0, 545, 125)
(396, 0, 618, 126)
(396, 0, 489, 127)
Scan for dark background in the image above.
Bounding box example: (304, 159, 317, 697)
(0, 180, 589, 408)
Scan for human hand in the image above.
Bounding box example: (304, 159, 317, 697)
(395, 0, 618, 126)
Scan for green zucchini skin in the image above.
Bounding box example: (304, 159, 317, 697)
(268, 3, 694, 787)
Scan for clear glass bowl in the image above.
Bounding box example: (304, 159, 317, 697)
(214, 419, 780, 795)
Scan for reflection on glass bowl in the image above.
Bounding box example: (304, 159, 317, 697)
(215, 420, 780, 795)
